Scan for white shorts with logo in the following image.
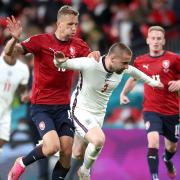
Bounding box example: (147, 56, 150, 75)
(0, 108, 11, 141)
(72, 107, 105, 138)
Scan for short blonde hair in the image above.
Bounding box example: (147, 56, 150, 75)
(148, 26, 165, 35)
(108, 42, 132, 58)
(57, 5, 79, 20)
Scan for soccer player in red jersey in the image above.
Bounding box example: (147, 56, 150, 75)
(120, 26, 180, 180)
(5, 5, 98, 180)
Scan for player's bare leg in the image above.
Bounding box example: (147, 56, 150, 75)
(8, 130, 60, 180)
(78, 127, 105, 180)
(52, 135, 73, 179)
(147, 132, 160, 180)
(163, 138, 177, 179)
(65, 135, 87, 180)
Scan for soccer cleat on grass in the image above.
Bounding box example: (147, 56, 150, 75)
(163, 155, 176, 179)
(77, 167, 90, 180)
(8, 157, 25, 180)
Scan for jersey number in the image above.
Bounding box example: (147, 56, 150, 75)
(152, 75, 160, 82)
(175, 124, 180, 139)
(101, 83, 109, 93)
(4, 81, 11, 92)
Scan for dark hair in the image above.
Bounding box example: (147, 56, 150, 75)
(57, 5, 79, 20)
(108, 42, 132, 57)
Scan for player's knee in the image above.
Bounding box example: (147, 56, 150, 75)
(73, 151, 84, 160)
(43, 143, 60, 156)
(166, 145, 177, 153)
(93, 135, 105, 147)
(148, 139, 159, 149)
(148, 143, 159, 149)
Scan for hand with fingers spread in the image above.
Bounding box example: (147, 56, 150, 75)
(168, 80, 180, 92)
(53, 51, 68, 68)
(6, 16, 22, 40)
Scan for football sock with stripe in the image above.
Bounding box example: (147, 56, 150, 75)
(52, 160, 69, 179)
(22, 145, 45, 166)
(147, 148, 159, 179)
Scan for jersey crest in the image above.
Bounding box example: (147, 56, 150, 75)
(70, 46, 76, 58)
(162, 60, 170, 73)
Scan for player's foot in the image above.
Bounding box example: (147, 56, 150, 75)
(77, 167, 90, 180)
(152, 173, 159, 180)
(8, 157, 25, 180)
(163, 155, 176, 179)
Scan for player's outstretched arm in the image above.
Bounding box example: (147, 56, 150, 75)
(126, 65, 164, 88)
(3, 16, 24, 64)
(120, 77, 136, 105)
(54, 51, 94, 71)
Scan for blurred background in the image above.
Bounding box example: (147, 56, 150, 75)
(0, 0, 179, 179)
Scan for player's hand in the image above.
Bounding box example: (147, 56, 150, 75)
(168, 80, 180, 92)
(120, 94, 130, 104)
(54, 51, 68, 68)
(88, 51, 100, 61)
(6, 16, 22, 40)
(54, 51, 67, 62)
(155, 82, 164, 89)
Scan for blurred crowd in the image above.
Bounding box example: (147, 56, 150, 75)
(0, 0, 180, 54)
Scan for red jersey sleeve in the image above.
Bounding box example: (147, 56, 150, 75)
(175, 55, 180, 73)
(21, 35, 41, 54)
(77, 39, 91, 57)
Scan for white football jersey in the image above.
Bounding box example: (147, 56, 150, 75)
(58, 56, 158, 115)
(0, 55, 29, 116)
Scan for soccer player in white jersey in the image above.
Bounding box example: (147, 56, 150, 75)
(0, 43, 29, 155)
(54, 42, 164, 180)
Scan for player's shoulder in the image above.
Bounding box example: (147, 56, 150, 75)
(71, 37, 88, 47)
(27, 33, 51, 41)
(16, 60, 29, 71)
(134, 53, 149, 62)
(165, 50, 178, 57)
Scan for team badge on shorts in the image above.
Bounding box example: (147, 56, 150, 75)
(162, 60, 170, 73)
(39, 121, 45, 131)
(145, 121, 150, 130)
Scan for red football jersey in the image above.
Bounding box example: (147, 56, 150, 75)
(21, 34, 90, 104)
(134, 51, 180, 115)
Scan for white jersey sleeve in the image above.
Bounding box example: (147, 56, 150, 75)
(19, 62, 30, 85)
(56, 57, 96, 71)
(124, 65, 159, 87)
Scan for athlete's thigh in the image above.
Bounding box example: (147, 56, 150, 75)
(30, 104, 56, 138)
(85, 126, 105, 145)
(54, 105, 75, 138)
(162, 114, 179, 143)
(72, 135, 87, 156)
(0, 109, 11, 141)
(72, 108, 100, 139)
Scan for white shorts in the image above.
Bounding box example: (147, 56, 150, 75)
(0, 108, 11, 141)
(72, 107, 104, 138)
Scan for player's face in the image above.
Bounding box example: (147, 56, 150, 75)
(110, 54, 131, 74)
(146, 30, 165, 53)
(57, 14, 78, 39)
